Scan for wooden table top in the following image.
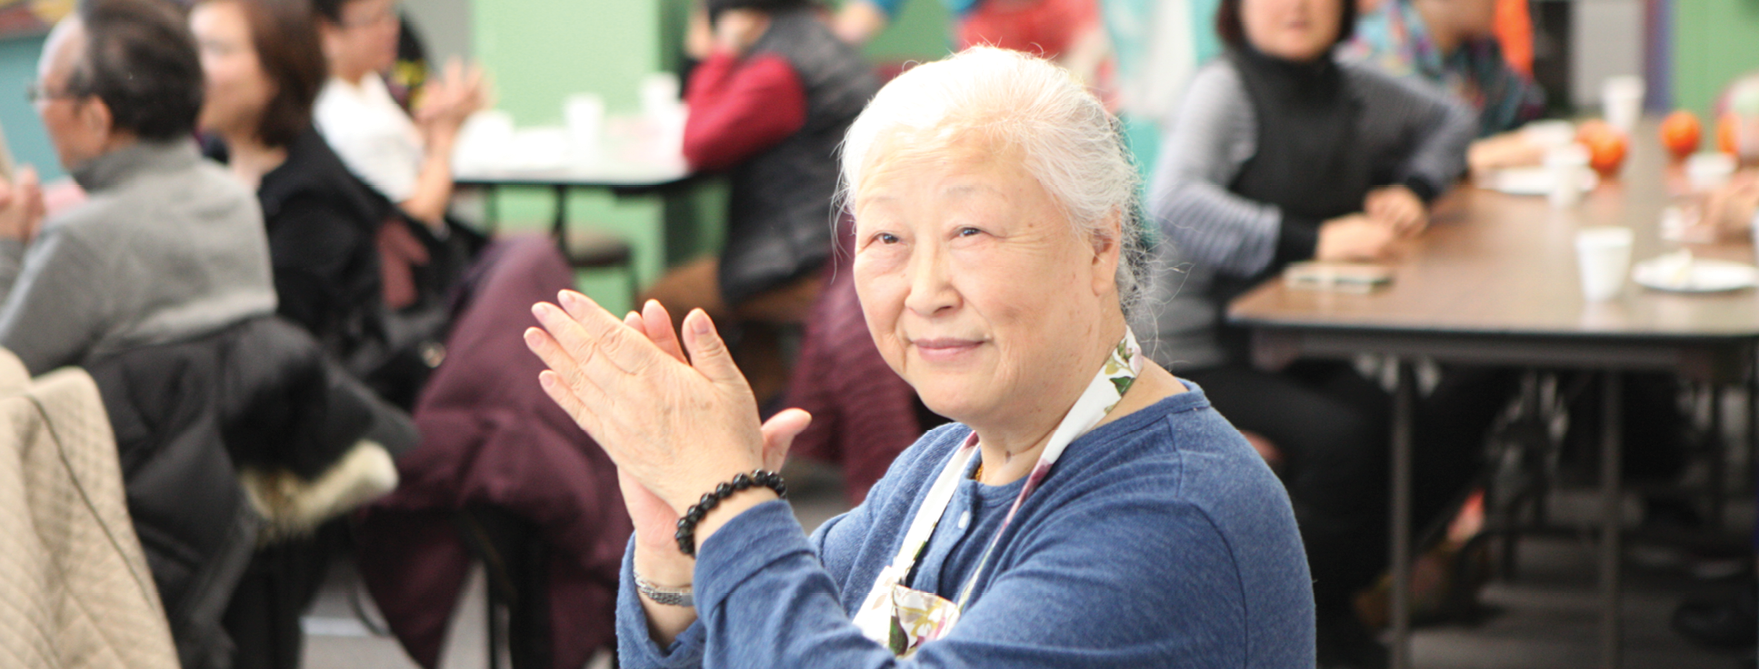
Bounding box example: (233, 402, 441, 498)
(1229, 122, 1759, 342)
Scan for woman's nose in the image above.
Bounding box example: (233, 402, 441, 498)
(902, 244, 957, 317)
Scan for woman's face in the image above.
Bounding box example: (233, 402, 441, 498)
(322, 0, 399, 78)
(852, 134, 1120, 428)
(192, 1, 275, 140)
(1241, 0, 1342, 62)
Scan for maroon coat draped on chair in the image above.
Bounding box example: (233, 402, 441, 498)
(354, 236, 631, 668)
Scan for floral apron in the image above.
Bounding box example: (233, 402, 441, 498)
(850, 330, 1144, 657)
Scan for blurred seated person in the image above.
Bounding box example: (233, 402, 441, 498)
(311, 0, 482, 232)
(196, 4, 631, 665)
(652, 0, 878, 402)
(1138, 0, 1481, 662)
(1342, 0, 1546, 174)
(194, 0, 422, 399)
(0, 0, 276, 378)
(526, 47, 1315, 668)
(831, 0, 1110, 89)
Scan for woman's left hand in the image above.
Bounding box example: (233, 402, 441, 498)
(1364, 185, 1428, 237)
(524, 290, 768, 514)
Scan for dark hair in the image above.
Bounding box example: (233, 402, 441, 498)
(309, 0, 343, 22)
(66, 0, 205, 141)
(207, 0, 327, 147)
(705, 0, 813, 26)
(1215, 0, 1356, 51)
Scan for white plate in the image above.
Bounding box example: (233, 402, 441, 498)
(1631, 256, 1759, 292)
(1480, 168, 1599, 196)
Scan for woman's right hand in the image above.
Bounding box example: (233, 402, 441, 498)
(1315, 213, 1399, 262)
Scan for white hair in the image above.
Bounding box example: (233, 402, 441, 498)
(838, 46, 1148, 316)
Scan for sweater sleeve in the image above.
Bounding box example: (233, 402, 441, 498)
(682, 52, 809, 173)
(1148, 63, 1293, 278)
(621, 484, 1260, 668)
(1348, 63, 1474, 201)
(0, 223, 111, 375)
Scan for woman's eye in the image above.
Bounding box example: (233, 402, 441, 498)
(875, 232, 900, 245)
(956, 227, 981, 237)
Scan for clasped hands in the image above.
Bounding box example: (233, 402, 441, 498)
(524, 292, 811, 576)
(1315, 185, 1427, 263)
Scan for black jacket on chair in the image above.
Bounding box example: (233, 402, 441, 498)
(84, 316, 415, 669)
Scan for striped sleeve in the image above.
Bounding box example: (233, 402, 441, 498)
(1147, 62, 1285, 279)
(1345, 61, 1475, 200)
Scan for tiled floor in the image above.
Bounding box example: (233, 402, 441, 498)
(301, 468, 1755, 669)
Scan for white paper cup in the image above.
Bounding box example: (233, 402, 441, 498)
(1546, 145, 1590, 208)
(564, 93, 605, 161)
(1602, 75, 1645, 135)
(1576, 227, 1634, 302)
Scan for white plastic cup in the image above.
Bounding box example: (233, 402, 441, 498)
(564, 93, 605, 161)
(1685, 152, 1736, 191)
(1576, 227, 1634, 302)
(639, 72, 681, 119)
(1546, 145, 1590, 208)
(1602, 75, 1646, 135)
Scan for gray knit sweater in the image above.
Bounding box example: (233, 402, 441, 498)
(1133, 56, 1474, 370)
(0, 140, 277, 376)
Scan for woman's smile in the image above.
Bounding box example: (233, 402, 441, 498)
(910, 336, 985, 363)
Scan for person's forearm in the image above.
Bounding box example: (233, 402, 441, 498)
(400, 134, 458, 228)
(0, 238, 25, 302)
(635, 545, 699, 647)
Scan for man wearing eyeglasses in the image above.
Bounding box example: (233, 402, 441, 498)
(0, 0, 276, 376)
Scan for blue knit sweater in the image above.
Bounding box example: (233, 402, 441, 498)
(617, 382, 1315, 668)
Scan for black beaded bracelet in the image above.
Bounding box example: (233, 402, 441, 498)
(674, 469, 787, 557)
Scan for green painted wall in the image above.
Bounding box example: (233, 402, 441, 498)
(1672, 0, 1759, 123)
(0, 35, 59, 181)
(861, 0, 953, 62)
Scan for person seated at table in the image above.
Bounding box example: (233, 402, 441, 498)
(192, 2, 634, 666)
(1140, 0, 1482, 663)
(194, 0, 393, 380)
(0, 0, 277, 378)
(646, 0, 878, 403)
(1341, 0, 1546, 174)
(311, 0, 482, 233)
(525, 46, 1314, 668)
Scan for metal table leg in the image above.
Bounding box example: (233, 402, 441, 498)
(1599, 371, 1623, 668)
(1391, 360, 1416, 669)
(1708, 384, 1727, 530)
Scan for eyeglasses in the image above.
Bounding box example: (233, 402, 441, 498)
(25, 80, 77, 103)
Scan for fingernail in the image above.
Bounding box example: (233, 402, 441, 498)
(691, 311, 712, 335)
(538, 371, 555, 389)
(523, 327, 543, 347)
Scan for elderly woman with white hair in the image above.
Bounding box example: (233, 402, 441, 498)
(524, 47, 1313, 667)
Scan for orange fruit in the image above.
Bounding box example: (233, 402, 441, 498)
(1579, 129, 1628, 178)
(1660, 110, 1702, 161)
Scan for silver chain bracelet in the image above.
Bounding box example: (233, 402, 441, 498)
(634, 573, 694, 607)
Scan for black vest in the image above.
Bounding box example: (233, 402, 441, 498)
(1210, 49, 1371, 359)
(716, 9, 879, 306)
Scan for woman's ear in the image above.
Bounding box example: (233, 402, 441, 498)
(1089, 208, 1123, 295)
